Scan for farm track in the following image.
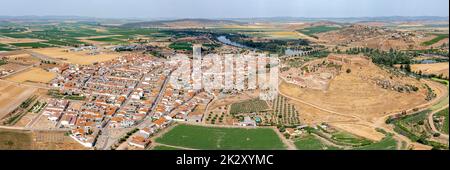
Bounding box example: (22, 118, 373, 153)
(0, 65, 33, 79)
(273, 128, 297, 150)
(0, 79, 51, 90)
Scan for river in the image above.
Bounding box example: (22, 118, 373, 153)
(216, 36, 251, 49)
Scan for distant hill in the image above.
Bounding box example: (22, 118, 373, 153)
(317, 24, 435, 50)
(121, 19, 244, 28)
(229, 16, 449, 24)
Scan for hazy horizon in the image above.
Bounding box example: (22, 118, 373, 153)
(0, 0, 448, 19)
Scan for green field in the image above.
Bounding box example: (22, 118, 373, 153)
(0, 129, 33, 150)
(354, 135, 398, 150)
(0, 43, 13, 51)
(294, 135, 340, 150)
(435, 108, 449, 134)
(269, 95, 301, 126)
(10, 42, 53, 48)
(88, 37, 127, 44)
(230, 99, 269, 115)
(0, 27, 27, 34)
(331, 131, 373, 147)
(297, 25, 340, 38)
(432, 77, 449, 87)
(155, 124, 286, 150)
(169, 42, 193, 51)
(422, 34, 449, 46)
(152, 145, 184, 150)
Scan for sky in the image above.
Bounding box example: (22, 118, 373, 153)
(0, 0, 448, 19)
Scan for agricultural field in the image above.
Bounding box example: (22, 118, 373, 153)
(299, 126, 397, 150)
(0, 81, 36, 119)
(297, 25, 341, 38)
(155, 124, 286, 150)
(422, 34, 449, 46)
(330, 123, 385, 141)
(10, 42, 53, 48)
(229, 99, 270, 115)
(0, 37, 44, 44)
(6, 67, 56, 83)
(1, 95, 38, 126)
(294, 134, 339, 150)
(0, 128, 33, 150)
(411, 62, 449, 78)
(168, 42, 193, 51)
(0, 43, 14, 51)
(0, 24, 164, 48)
(353, 135, 398, 150)
(87, 36, 127, 44)
(330, 131, 374, 147)
(260, 95, 301, 126)
(31, 48, 120, 65)
(0, 25, 109, 47)
(250, 31, 304, 40)
(32, 131, 87, 150)
(205, 108, 230, 125)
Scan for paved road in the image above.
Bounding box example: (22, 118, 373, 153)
(95, 69, 171, 150)
(137, 70, 172, 129)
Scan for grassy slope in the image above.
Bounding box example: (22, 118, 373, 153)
(294, 135, 340, 150)
(354, 135, 397, 150)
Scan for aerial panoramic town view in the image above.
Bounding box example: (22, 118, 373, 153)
(0, 0, 448, 153)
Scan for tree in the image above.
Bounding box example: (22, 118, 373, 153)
(346, 68, 351, 73)
(404, 64, 411, 73)
(433, 133, 441, 137)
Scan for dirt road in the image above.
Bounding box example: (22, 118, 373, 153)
(428, 105, 449, 139)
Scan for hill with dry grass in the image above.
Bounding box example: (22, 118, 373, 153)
(280, 54, 429, 121)
(317, 24, 433, 50)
